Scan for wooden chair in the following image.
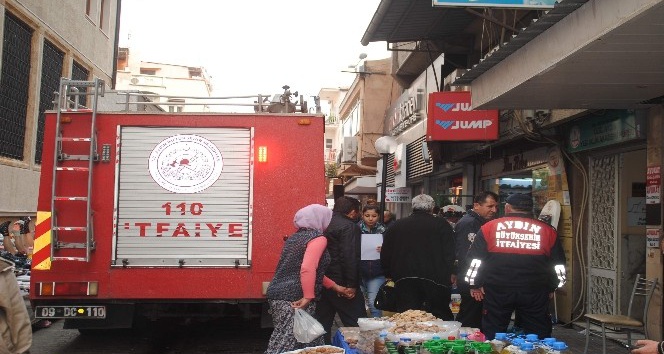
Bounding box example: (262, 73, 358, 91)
(583, 274, 658, 354)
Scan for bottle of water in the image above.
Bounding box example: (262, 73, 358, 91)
(491, 332, 509, 353)
(549, 342, 569, 354)
(519, 342, 535, 354)
(525, 334, 539, 343)
(374, 330, 388, 354)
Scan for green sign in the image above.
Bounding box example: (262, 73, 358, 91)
(566, 111, 645, 153)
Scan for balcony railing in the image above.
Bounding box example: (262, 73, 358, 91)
(324, 148, 337, 161)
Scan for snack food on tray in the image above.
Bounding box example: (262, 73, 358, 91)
(298, 345, 345, 353)
(388, 310, 437, 324)
(339, 327, 359, 348)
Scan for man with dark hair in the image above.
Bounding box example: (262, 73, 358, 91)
(315, 196, 365, 344)
(454, 191, 498, 329)
(381, 194, 456, 320)
(464, 193, 566, 340)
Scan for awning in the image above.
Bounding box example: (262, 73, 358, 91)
(463, 0, 664, 109)
(453, 0, 588, 86)
(337, 164, 377, 178)
(344, 175, 378, 195)
(361, 0, 475, 46)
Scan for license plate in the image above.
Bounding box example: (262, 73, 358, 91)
(35, 306, 106, 319)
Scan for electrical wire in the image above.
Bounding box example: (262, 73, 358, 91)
(539, 134, 590, 324)
(511, 111, 591, 323)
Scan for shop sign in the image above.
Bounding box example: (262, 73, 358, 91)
(387, 88, 424, 136)
(566, 111, 645, 153)
(646, 228, 660, 248)
(426, 91, 499, 141)
(393, 144, 407, 188)
(433, 0, 556, 9)
(378, 187, 412, 203)
(646, 166, 661, 205)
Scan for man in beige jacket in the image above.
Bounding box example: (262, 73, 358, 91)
(0, 256, 31, 354)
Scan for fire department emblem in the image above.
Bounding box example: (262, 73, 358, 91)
(149, 134, 223, 193)
(467, 232, 476, 243)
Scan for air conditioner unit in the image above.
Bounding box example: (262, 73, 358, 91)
(342, 137, 357, 163)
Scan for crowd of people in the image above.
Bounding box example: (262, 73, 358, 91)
(265, 192, 568, 353)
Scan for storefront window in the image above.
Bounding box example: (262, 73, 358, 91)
(483, 175, 533, 216)
(432, 174, 465, 208)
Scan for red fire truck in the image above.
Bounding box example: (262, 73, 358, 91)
(30, 79, 326, 331)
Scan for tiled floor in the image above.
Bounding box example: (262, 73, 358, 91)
(552, 322, 641, 354)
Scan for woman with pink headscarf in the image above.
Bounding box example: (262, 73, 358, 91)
(265, 204, 350, 354)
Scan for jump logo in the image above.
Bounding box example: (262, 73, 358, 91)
(435, 120, 493, 130)
(434, 101, 492, 130)
(435, 102, 471, 112)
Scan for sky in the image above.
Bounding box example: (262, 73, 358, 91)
(119, 0, 390, 103)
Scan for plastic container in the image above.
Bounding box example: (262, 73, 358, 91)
(525, 334, 539, 342)
(386, 341, 398, 354)
(397, 337, 412, 354)
(449, 344, 466, 354)
(467, 331, 486, 342)
(375, 331, 388, 354)
(511, 338, 526, 347)
(541, 338, 556, 347)
(520, 342, 535, 354)
(474, 343, 493, 353)
(491, 333, 509, 353)
(549, 342, 569, 354)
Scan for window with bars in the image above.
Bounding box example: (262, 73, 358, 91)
(36, 40, 65, 164)
(100, 0, 110, 33)
(0, 13, 33, 160)
(72, 61, 90, 107)
(407, 136, 433, 180)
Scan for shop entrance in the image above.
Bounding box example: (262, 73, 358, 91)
(587, 150, 646, 316)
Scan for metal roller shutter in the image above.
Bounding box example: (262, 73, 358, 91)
(113, 127, 253, 267)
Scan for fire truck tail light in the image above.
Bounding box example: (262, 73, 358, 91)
(38, 282, 98, 296)
(258, 146, 268, 163)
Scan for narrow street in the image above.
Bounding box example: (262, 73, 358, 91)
(31, 318, 271, 354)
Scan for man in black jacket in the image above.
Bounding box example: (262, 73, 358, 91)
(464, 193, 566, 340)
(454, 191, 498, 329)
(315, 196, 365, 344)
(381, 194, 456, 320)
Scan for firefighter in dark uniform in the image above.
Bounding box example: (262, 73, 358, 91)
(463, 193, 566, 340)
(454, 191, 499, 330)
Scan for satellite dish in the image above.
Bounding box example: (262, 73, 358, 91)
(130, 77, 139, 84)
(359, 53, 368, 60)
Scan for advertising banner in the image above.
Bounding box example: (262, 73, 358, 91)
(377, 187, 412, 203)
(432, 0, 557, 9)
(566, 111, 645, 153)
(646, 166, 661, 205)
(427, 91, 499, 141)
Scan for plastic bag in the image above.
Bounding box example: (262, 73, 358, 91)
(293, 308, 326, 343)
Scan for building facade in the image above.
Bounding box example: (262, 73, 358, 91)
(361, 0, 663, 338)
(115, 47, 213, 112)
(328, 58, 401, 205)
(0, 0, 120, 219)
(319, 87, 346, 205)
